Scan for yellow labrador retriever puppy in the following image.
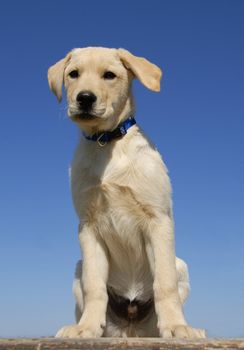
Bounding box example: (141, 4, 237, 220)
(48, 47, 205, 338)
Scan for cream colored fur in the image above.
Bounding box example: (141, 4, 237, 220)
(48, 47, 205, 338)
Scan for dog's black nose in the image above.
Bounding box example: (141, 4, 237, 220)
(76, 91, 97, 111)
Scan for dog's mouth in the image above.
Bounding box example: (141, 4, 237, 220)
(70, 112, 98, 122)
(75, 113, 98, 120)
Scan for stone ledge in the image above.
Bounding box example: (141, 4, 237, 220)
(0, 338, 244, 350)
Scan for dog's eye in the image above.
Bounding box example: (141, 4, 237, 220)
(69, 70, 79, 79)
(103, 71, 116, 80)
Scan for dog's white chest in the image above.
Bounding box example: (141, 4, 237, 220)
(70, 129, 171, 301)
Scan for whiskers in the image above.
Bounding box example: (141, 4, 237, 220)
(93, 103, 106, 116)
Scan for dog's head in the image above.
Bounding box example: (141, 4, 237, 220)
(48, 47, 162, 132)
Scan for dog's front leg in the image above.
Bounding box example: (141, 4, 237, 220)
(145, 215, 205, 339)
(56, 224, 109, 338)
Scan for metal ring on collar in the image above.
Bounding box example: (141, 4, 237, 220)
(97, 133, 107, 147)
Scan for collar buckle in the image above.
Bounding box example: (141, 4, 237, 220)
(119, 126, 126, 135)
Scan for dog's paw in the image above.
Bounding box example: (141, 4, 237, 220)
(55, 324, 104, 338)
(160, 325, 206, 339)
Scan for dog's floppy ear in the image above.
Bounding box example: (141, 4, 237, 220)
(47, 53, 71, 102)
(118, 49, 162, 92)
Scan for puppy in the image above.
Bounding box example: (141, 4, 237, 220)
(48, 47, 205, 338)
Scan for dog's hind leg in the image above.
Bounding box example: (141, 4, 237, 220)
(175, 257, 190, 305)
(73, 260, 83, 323)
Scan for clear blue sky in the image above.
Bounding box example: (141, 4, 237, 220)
(0, 0, 243, 338)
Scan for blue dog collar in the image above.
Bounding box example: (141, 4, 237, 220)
(83, 117, 136, 146)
